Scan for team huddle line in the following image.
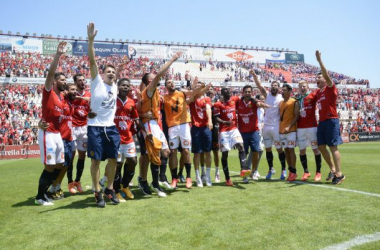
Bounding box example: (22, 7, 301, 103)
(34, 23, 345, 207)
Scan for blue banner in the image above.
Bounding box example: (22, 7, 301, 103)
(72, 42, 128, 57)
(265, 59, 285, 63)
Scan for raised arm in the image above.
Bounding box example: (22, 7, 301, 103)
(45, 41, 67, 90)
(316, 50, 333, 87)
(87, 22, 99, 80)
(250, 69, 267, 98)
(147, 52, 182, 95)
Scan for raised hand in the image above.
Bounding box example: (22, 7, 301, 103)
(172, 51, 182, 60)
(316, 50, 322, 62)
(57, 41, 67, 55)
(87, 22, 98, 41)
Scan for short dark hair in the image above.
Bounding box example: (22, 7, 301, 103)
(117, 78, 131, 86)
(282, 83, 293, 91)
(221, 87, 228, 93)
(104, 64, 116, 71)
(73, 73, 84, 82)
(242, 85, 252, 92)
(54, 72, 65, 80)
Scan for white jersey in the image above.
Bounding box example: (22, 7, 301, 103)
(264, 93, 283, 126)
(257, 107, 265, 131)
(88, 74, 117, 127)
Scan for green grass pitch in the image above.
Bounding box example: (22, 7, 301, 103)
(0, 142, 379, 249)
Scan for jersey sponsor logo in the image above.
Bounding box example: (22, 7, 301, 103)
(242, 117, 250, 124)
(171, 98, 179, 113)
(78, 110, 86, 117)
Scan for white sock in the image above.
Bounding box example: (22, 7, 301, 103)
(101, 176, 107, 183)
(195, 169, 200, 178)
(201, 166, 205, 175)
(56, 183, 61, 191)
(49, 185, 55, 193)
(215, 167, 219, 176)
(206, 167, 211, 177)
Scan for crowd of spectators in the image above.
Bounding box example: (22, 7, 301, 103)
(0, 50, 377, 145)
(0, 84, 43, 145)
(0, 51, 370, 87)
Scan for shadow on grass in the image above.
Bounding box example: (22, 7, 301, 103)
(12, 197, 36, 207)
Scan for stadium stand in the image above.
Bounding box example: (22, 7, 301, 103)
(0, 48, 378, 145)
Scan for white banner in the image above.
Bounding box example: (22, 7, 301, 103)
(11, 37, 42, 53)
(128, 44, 285, 63)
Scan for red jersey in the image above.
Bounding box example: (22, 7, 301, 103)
(315, 84, 339, 122)
(60, 96, 73, 141)
(190, 96, 211, 128)
(115, 97, 139, 144)
(72, 91, 91, 127)
(41, 87, 63, 133)
(213, 96, 240, 132)
(236, 98, 259, 133)
(297, 91, 318, 128)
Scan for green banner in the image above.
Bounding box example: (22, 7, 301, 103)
(285, 53, 304, 64)
(42, 40, 72, 55)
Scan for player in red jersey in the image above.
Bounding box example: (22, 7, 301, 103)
(35, 42, 68, 206)
(296, 80, 323, 182)
(68, 73, 91, 194)
(213, 87, 250, 186)
(45, 83, 77, 199)
(314, 50, 344, 184)
(189, 81, 213, 187)
(236, 85, 268, 183)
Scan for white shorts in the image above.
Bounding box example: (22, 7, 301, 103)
(72, 125, 88, 152)
(117, 142, 137, 162)
(259, 130, 264, 151)
(280, 132, 297, 149)
(263, 124, 282, 149)
(38, 129, 65, 165)
(219, 128, 243, 152)
(168, 123, 191, 149)
(143, 120, 169, 150)
(297, 127, 318, 150)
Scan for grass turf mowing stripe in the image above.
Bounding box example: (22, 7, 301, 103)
(228, 170, 380, 198)
(320, 232, 380, 250)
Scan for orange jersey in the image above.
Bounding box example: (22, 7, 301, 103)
(279, 98, 297, 134)
(140, 87, 160, 124)
(163, 90, 191, 128)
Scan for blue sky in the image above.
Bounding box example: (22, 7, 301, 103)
(1, 0, 379, 87)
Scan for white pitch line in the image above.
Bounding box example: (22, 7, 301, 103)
(228, 170, 380, 198)
(320, 232, 380, 250)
